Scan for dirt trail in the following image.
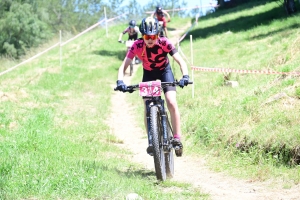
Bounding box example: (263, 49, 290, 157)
(108, 26, 300, 200)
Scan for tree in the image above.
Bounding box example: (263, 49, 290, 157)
(0, 1, 50, 58)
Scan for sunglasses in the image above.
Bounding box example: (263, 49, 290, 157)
(143, 35, 158, 40)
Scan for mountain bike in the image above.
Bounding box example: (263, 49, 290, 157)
(114, 80, 192, 181)
(119, 40, 135, 76)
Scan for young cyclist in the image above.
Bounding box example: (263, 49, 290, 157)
(118, 20, 141, 64)
(150, 5, 171, 38)
(115, 17, 190, 157)
(118, 20, 140, 42)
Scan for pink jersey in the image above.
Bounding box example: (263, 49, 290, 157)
(126, 37, 177, 71)
(155, 13, 165, 21)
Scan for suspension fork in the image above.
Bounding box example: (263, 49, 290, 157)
(157, 98, 168, 145)
(145, 100, 153, 147)
(145, 99, 168, 146)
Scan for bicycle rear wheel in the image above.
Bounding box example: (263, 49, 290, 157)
(150, 106, 166, 181)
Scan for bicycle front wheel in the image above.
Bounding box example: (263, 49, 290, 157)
(150, 106, 166, 181)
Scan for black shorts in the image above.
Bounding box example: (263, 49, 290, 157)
(142, 63, 176, 93)
(128, 33, 138, 41)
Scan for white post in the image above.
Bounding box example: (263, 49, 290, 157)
(190, 35, 194, 98)
(60, 30, 62, 67)
(172, 4, 175, 17)
(104, 7, 108, 37)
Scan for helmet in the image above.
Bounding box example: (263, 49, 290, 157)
(156, 5, 163, 12)
(139, 17, 159, 35)
(129, 20, 136, 27)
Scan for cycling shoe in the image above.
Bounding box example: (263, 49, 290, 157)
(172, 138, 183, 157)
(146, 146, 153, 156)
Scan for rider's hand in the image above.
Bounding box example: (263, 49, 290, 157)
(179, 75, 189, 88)
(168, 19, 171, 22)
(116, 80, 127, 92)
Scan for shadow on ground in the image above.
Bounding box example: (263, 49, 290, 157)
(117, 167, 156, 180)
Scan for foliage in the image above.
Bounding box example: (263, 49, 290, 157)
(0, 0, 191, 59)
(0, 1, 50, 58)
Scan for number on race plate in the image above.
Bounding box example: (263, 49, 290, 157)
(139, 81, 161, 97)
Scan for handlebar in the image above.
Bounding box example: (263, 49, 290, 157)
(114, 81, 193, 93)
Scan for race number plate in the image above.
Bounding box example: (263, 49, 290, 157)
(139, 81, 161, 97)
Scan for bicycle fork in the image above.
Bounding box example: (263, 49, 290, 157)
(146, 99, 170, 151)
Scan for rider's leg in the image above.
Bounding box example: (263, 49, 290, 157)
(164, 91, 181, 139)
(165, 90, 183, 156)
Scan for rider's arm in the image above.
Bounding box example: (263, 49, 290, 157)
(163, 10, 171, 21)
(118, 57, 133, 80)
(119, 28, 129, 41)
(150, 11, 155, 18)
(172, 52, 188, 76)
(118, 33, 123, 42)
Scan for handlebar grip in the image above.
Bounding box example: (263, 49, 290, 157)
(114, 87, 135, 93)
(188, 81, 193, 84)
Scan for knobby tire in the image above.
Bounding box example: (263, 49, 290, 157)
(150, 106, 167, 181)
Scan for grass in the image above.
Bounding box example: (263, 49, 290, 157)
(177, 1, 300, 182)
